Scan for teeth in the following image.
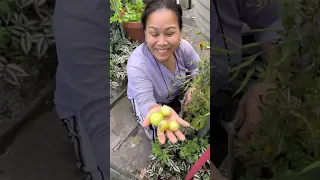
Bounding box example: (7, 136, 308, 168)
(158, 49, 168, 52)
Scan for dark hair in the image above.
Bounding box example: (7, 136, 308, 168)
(142, 0, 183, 30)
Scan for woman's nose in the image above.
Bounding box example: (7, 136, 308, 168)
(157, 35, 168, 45)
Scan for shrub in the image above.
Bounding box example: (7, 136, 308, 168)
(145, 51, 211, 179)
(0, 0, 56, 86)
(110, 22, 139, 89)
(229, 0, 320, 179)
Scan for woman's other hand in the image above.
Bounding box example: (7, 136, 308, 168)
(142, 105, 190, 144)
(184, 87, 196, 107)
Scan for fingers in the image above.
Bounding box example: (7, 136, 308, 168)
(184, 92, 192, 106)
(157, 126, 186, 144)
(166, 130, 177, 144)
(174, 130, 186, 141)
(157, 128, 166, 144)
(184, 88, 195, 106)
(176, 117, 190, 127)
(142, 117, 150, 128)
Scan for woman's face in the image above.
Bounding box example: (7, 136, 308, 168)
(145, 9, 182, 63)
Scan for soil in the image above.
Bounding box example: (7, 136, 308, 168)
(0, 74, 47, 126)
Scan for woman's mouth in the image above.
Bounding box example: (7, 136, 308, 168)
(156, 48, 171, 57)
(157, 49, 169, 52)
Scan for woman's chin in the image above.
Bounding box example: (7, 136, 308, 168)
(154, 52, 172, 62)
(155, 57, 170, 63)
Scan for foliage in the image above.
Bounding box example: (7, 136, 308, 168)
(183, 54, 210, 132)
(0, 0, 55, 86)
(110, 0, 145, 23)
(145, 48, 211, 179)
(110, 22, 139, 88)
(145, 138, 210, 180)
(229, 0, 320, 179)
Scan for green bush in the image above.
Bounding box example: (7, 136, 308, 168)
(0, 0, 56, 86)
(110, 22, 139, 89)
(145, 52, 211, 180)
(231, 0, 320, 179)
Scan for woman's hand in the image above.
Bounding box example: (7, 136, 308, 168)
(142, 105, 190, 144)
(184, 87, 196, 107)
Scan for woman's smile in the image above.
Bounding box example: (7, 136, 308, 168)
(156, 48, 171, 56)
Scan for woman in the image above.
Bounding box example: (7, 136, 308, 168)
(127, 0, 200, 145)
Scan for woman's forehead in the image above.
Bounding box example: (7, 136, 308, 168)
(146, 9, 179, 28)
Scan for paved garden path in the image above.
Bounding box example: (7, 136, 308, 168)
(0, 8, 209, 180)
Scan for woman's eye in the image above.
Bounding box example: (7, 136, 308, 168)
(166, 33, 174, 36)
(151, 34, 158, 37)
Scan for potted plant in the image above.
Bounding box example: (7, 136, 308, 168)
(110, 0, 146, 43)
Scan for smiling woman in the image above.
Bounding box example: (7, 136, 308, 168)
(126, 0, 200, 144)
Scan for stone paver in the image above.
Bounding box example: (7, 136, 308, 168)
(111, 150, 126, 168)
(110, 96, 152, 176)
(116, 126, 152, 173)
(110, 97, 138, 151)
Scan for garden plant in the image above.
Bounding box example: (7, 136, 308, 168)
(144, 50, 211, 180)
(218, 0, 320, 179)
(0, 0, 56, 122)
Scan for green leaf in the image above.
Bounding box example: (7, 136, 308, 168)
(21, 0, 34, 8)
(191, 114, 207, 130)
(241, 42, 262, 50)
(242, 28, 284, 35)
(0, 56, 8, 64)
(197, 115, 210, 138)
(36, 37, 45, 58)
(7, 26, 26, 37)
(211, 47, 229, 55)
(34, 0, 47, 7)
(10, 12, 20, 24)
(41, 17, 52, 27)
(229, 68, 241, 82)
(275, 49, 290, 66)
(24, 20, 41, 31)
(230, 55, 258, 73)
(5, 68, 20, 85)
(36, 8, 51, 19)
(6, 63, 28, 77)
(233, 67, 255, 96)
(11, 36, 21, 49)
(20, 32, 32, 55)
(298, 161, 320, 177)
(19, 13, 28, 24)
(31, 33, 44, 42)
